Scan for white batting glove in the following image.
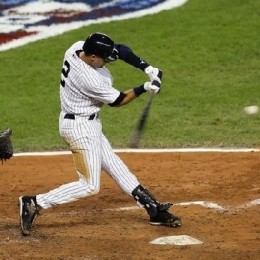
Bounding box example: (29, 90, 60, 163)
(145, 65, 163, 83)
(144, 81, 161, 94)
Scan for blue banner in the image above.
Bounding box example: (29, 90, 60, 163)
(0, 0, 187, 51)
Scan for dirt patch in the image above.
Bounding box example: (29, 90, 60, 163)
(1, 152, 260, 259)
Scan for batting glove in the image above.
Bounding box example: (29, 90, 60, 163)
(145, 65, 163, 83)
(144, 80, 161, 94)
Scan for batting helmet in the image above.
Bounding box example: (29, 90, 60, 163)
(83, 32, 114, 60)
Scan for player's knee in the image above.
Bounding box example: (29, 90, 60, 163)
(79, 185, 100, 198)
(82, 183, 100, 196)
(89, 185, 100, 195)
(79, 178, 100, 196)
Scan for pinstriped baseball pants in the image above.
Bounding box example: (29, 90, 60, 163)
(36, 113, 140, 209)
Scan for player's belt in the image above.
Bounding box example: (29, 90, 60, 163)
(64, 113, 98, 120)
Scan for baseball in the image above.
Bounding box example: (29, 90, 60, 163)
(243, 105, 259, 115)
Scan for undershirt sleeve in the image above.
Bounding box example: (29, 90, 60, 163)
(108, 92, 127, 107)
(115, 44, 150, 71)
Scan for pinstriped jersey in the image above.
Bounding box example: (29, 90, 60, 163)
(60, 41, 120, 116)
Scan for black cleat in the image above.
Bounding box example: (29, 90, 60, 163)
(150, 210, 181, 227)
(19, 196, 40, 236)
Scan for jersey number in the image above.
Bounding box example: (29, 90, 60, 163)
(60, 60, 70, 87)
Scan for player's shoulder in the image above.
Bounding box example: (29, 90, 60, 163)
(72, 41, 84, 50)
(66, 41, 84, 54)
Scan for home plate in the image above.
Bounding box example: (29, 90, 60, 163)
(150, 235, 203, 245)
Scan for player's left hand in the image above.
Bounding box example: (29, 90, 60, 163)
(145, 66, 163, 83)
(144, 80, 161, 95)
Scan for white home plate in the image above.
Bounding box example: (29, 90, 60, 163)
(150, 235, 203, 245)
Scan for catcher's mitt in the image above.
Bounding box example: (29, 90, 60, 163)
(0, 128, 13, 162)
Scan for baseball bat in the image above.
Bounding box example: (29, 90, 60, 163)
(129, 93, 154, 148)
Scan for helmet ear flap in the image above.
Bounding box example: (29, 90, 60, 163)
(83, 32, 114, 59)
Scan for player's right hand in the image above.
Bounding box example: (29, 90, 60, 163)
(145, 66, 163, 83)
(144, 80, 161, 95)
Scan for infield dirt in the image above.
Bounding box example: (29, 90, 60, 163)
(1, 152, 259, 259)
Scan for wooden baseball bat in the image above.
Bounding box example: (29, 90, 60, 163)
(129, 93, 154, 148)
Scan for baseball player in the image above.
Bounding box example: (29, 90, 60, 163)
(19, 32, 181, 236)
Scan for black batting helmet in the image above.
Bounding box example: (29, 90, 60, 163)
(83, 32, 114, 60)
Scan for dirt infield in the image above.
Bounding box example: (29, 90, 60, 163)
(1, 152, 260, 259)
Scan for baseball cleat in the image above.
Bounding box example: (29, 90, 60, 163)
(150, 211, 182, 227)
(19, 196, 40, 236)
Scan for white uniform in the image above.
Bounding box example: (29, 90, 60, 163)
(36, 41, 140, 209)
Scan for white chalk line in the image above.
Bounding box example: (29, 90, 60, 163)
(100, 199, 260, 213)
(1, 199, 259, 224)
(1, 199, 259, 244)
(13, 148, 260, 157)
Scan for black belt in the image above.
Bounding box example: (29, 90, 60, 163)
(64, 113, 97, 120)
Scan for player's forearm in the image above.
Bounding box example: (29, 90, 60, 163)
(115, 83, 149, 107)
(114, 44, 163, 83)
(115, 44, 150, 71)
(121, 52, 149, 71)
(116, 89, 138, 107)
